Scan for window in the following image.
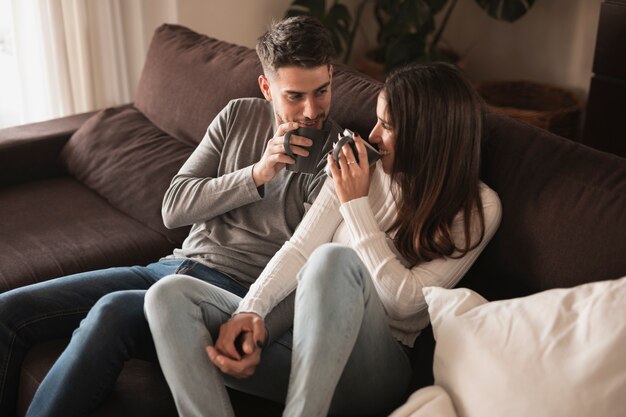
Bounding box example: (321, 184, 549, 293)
(0, 0, 21, 128)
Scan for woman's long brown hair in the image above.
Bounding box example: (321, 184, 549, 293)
(383, 62, 486, 266)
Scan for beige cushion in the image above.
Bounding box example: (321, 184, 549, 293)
(422, 277, 626, 417)
(389, 386, 457, 417)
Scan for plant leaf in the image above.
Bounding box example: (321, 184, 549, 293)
(385, 33, 427, 71)
(425, 0, 448, 14)
(474, 0, 535, 22)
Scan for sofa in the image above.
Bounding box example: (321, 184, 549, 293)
(1, 23, 625, 417)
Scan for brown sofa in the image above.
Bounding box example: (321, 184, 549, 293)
(1, 24, 625, 417)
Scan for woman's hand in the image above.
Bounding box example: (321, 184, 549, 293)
(207, 312, 267, 379)
(328, 133, 372, 204)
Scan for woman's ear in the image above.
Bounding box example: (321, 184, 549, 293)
(258, 75, 272, 101)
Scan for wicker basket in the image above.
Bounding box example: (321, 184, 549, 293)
(476, 80, 583, 140)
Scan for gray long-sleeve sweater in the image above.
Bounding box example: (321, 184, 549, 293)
(162, 98, 341, 287)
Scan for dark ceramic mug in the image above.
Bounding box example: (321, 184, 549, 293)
(284, 127, 329, 174)
(332, 129, 382, 168)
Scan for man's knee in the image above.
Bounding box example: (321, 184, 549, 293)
(82, 291, 145, 336)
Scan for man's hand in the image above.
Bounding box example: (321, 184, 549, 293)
(207, 312, 267, 379)
(252, 122, 313, 186)
(327, 133, 372, 203)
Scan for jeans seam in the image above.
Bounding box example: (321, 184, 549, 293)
(14, 308, 92, 332)
(197, 301, 233, 318)
(0, 332, 16, 406)
(175, 260, 197, 275)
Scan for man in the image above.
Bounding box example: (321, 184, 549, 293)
(0, 16, 340, 417)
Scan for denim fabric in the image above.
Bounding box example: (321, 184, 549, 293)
(0, 258, 246, 417)
(144, 275, 294, 417)
(145, 244, 412, 417)
(284, 244, 412, 417)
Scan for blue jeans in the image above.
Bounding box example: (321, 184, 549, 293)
(145, 244, 412, 417)
(0, 258, 246, 417)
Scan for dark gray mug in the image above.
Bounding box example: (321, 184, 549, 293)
(332, 129, 382, 168)
(284, 127, 328, 174)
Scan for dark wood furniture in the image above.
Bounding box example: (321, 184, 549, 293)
(582, 0, 626, 157)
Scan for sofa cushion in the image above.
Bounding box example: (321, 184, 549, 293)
(59, 105, 192, 245)
(422, 278, 626, 417)
(0, 178, 176, 292)
(135, 24, 382, 146)
(329, 64, 381, 138)
(463, 113, 626, 300)
(135, 24, 264, 146)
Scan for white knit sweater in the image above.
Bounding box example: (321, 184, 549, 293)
(236, 161, 502, 346)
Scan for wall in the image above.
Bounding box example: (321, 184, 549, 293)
(176, 0, 602, 98)
(440, 0, 602, 98)
(177, 0, 292, 48)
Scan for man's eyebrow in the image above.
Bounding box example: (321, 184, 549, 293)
(284, 81, 331, 95)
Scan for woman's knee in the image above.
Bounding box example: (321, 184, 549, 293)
(299, 244, 366, 286)
(144, 274, 198, 321)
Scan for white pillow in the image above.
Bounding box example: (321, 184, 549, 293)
(423, 277, 626, 417)
(388, 385, 458, 417)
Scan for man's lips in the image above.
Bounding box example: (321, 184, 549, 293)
(298, 117, 324, 128)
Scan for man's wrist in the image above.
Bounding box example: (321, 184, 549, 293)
(252, 163, 266, 187)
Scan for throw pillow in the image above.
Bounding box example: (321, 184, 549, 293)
(423, 277, 626, 417)
(60, 105, 193, 244)
(389, 386, 457, 417)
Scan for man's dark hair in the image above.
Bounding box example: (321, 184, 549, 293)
(256, 16, 335, 76)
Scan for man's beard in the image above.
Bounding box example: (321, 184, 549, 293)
(276, 112, 326, 130)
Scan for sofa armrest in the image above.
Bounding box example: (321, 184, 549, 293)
(0, 111, 99, 186)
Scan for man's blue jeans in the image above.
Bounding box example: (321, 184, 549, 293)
(0, 258, 247, 417)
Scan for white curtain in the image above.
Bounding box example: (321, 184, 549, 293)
(3, 0, 177, 127)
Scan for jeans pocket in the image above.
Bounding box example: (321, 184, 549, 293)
(174, 259, 198, 275)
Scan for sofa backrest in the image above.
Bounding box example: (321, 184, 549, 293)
(69, 23, 626, 299)
(135, 24, 381, 145)
(60, 24, 381, 247)
(462, 113, 626, 300)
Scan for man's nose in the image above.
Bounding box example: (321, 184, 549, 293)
(303, 97, 318, 120)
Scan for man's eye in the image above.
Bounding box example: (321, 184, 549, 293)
(315, 89, 328, 96)
(288, 95, 302, 101)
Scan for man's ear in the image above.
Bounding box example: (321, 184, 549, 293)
(258, 75, 272, 101)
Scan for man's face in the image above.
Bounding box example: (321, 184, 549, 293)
(259, 65, 332, 130)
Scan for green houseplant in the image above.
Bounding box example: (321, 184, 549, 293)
(374, 0, 536, 72)
(285, 0, 366, 63)
(286, 0, 536, 74)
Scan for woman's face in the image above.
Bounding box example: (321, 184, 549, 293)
(369, 92, 395, 174)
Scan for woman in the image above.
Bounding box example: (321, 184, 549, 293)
(144, 62, 502, 417)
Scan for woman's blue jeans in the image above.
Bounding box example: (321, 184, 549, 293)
(145, 244, 412, 417)
(0, 258, 246, 417)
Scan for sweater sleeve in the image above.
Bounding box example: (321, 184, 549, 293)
(235, 178, 342, 318)
(339, 184, 502, 320)
(161, 102, 263, 229)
